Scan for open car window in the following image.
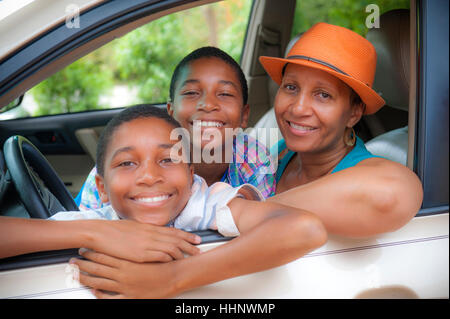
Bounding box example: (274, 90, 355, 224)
(0, 1, 252, 120)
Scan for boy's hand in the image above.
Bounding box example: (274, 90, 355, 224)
(86, 219, 201, 263)
(70, 249, 179, 299)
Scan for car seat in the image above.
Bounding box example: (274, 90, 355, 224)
(250, 34, 301, 151)
(364, 9, 410, 166)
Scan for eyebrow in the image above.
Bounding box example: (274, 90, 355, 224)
(158, 143, 175, 149)
(111, 146, 134, 160)
(218, 80, 239, 90)
(314, 81, 340, 93)
(180, 79, 239, 90)
(180, 79, 200, 87)
(111, 144, 174, 159)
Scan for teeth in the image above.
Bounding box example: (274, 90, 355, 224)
(194, 121, 223, 128)
(289, 122, 315, 131)
(135, 195, 169, 203)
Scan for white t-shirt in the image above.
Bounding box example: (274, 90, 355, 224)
(50, 174, 264, 237)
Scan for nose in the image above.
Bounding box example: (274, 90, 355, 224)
(135, 160, 163, 186)
(197, 93, 219, 112)
(289, 92, 313, 117)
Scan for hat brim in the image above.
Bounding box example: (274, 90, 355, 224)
(259, 56, 385, 115)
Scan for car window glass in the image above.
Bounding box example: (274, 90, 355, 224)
(0, 1, 252, 120)
(291, 0, 410, 37)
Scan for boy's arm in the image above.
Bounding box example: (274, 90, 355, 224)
(0, 216, 94, 259)
(74, 199, 327, 298)
(0, 216, 200, 261)
(174, 199, 327, 292)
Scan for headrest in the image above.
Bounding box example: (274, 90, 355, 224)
(366, 9, 410, 111)
(285, 33, 302, 57)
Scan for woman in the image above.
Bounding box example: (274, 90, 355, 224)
(67, 23, 423, 299)
(262, 22, 423, 237)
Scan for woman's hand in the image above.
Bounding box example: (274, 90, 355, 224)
(86, 219, 201, 263)
(71, 249, 179, 299)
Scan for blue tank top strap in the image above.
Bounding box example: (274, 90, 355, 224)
(331, 136, 381, 173)
(272, 136, 380, 183)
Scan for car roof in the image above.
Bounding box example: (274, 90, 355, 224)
(0, 0, 101, 61)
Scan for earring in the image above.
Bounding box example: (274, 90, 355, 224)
(344, 127, 356, 147)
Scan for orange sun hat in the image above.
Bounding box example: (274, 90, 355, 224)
(259, 22, 385, 114)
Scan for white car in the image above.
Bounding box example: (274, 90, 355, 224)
(0, 0, 448, 299)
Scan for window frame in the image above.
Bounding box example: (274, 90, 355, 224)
(0, 0, 221, 109)
(415, 0, 449, 215)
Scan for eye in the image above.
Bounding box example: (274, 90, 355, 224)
(181, 90, 199, 97)
(160, 158, 174, 164)
(118, 161, 135, 167)
(283, 83, 297, 93)
(317, 91, 332, 100)
(219, 92, 234, 97)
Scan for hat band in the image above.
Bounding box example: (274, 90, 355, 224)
(286, 55, 350, 76)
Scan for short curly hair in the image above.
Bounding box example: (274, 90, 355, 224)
(169, 46, 248, 105)
(96, 104, 182, 177)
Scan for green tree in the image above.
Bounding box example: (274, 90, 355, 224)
(113, 14, 192, 104)
(113, 0, 251, 104)
(292, 0, 410, 37)
(25, 1, 251, 116)
(31, 58, 113, 116)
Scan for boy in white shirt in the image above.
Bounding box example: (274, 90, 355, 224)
(52, 104, 327, 298)
(50, 105, 264, 238)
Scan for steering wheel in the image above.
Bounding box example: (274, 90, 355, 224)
(3, 135, 79, 218)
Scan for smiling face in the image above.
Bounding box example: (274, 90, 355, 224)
(274, 63, 363, 154)
(95, 117, 193, 225)
(167, 57, 249, 150)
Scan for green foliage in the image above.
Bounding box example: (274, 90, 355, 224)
(113, 14, 193, 104)
(24, 0, 408, 118)
(292, 0, 410, 37)
(27, 1, 251, 116)
(114, 1, 251, 104)
(31, 58, 113, 116)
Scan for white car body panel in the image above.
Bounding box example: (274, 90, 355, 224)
(1, 213, 447, 299)
(0, 0, 102, 60)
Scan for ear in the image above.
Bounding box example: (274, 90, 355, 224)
(347, 102, 364, 128)
(167, 102, 174, 117)
(240, 104, 250, 129)
(95, 174, 109, 204)
(189, 165, 194, 179)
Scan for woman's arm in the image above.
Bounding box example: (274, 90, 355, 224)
(269, 158, 423, 237)
(72, 200, 327, 298)
(0, 216, 201, 261)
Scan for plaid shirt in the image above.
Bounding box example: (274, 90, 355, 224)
(76, 133, 276, 210)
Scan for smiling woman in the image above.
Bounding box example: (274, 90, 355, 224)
(262, 22, 423, 237)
